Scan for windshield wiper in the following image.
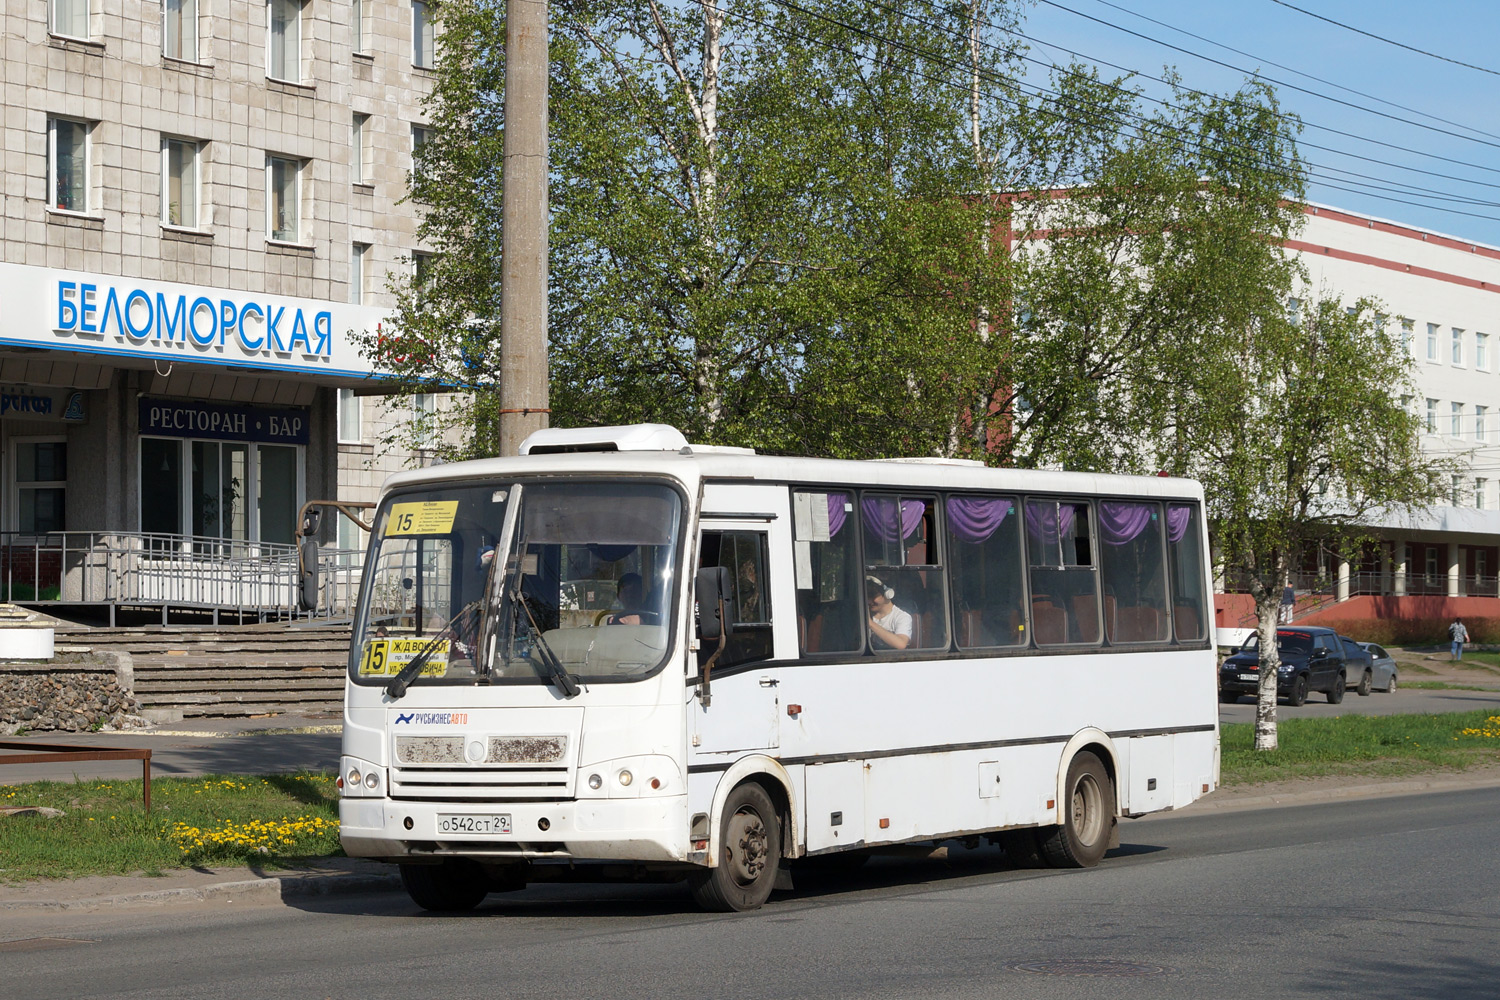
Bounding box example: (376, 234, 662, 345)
(508, 587, 580, 698)
(384, 604, 476, 700)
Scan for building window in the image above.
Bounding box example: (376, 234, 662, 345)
(164, 0, 197, 61)
(1478, 405, 1488, 444)
(350, 242, 368, 304)
(48, 118, 90, 213)
(351, 0, 367, 54)
(268, 0, 302, 83)
(140, 438, 301, 547)
(14, 441, 67, 534)
(266, 155, 302, 242)
(1285, 297, 1300, 325)
(162, 138, 200, 228)
(338, 388, 362, 443)
(1401, 319, 1414, 356)
(1478, 332, 1490, 371)
(1426, 399, 1438, 434)
(50, 0, 88, 39)
(410, 124, 430, 186)
(413, 392, 437, 449)
(1453, 328, 1465, 366)
(1452, 402, 1464, 438)
(1476, 479, 1488, 510)
(412, 0, 435, 68)
(1453, 475, 1465, 507)
(351, 113, 370, 184)
(1427, 323, 1440, 361)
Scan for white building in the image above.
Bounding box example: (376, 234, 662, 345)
(1, 0, 452, 617)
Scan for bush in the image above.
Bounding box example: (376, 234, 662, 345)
(1305, 616, 1500, 646)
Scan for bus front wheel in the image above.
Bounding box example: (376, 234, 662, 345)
(1038, 752, 1113, 869)
(690, 781, 782, 912)
(399, 859, 490, 912)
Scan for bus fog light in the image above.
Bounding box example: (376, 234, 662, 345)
(588, 773, 603, 790)
(364, 772, 380, 790)
(617, 770, 633, 787)
(538, 818, 551, 831)
(403, 816, 414, 830)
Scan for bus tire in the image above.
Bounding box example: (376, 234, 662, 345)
(690, 781, 781, 912)
(399, 859, 490, 912)
(1038, 752, 1113, 869)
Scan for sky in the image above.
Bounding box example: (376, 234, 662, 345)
(1014, 0, 1500, 246)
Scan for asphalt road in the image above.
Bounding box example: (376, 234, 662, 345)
(4, 785, 1498, 999)
(1218, 682, 1500, 723)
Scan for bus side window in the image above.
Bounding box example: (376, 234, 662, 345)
(1165, 503, 1207, 641)
(1025, 499, 1101, 645)
(699, 530, 773, 668)
(1097, 501, 1170, 644)
(792, 491, 863, 655)
(946, 495, 1025, 648)
(860, 495, 949, 651)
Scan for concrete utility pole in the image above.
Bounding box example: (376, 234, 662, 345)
(498, 0, 550, 455)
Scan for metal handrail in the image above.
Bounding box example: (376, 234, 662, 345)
(0, 529, 364, 620)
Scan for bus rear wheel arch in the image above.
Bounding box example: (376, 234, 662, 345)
(690, 780, 784, 912)
(1038, 751, 1115, 869)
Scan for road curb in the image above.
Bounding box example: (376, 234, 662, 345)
(0, 870, 401, 912)
(1176, 771, 1500, 815)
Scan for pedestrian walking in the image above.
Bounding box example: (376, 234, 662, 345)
(1449, 617, 1470, 660)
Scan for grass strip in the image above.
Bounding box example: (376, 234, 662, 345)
(0, 772, 340, 882)
(1222, 709, 1500, 786)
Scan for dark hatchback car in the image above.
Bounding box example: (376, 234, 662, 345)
(1220, 626, 1347, 706)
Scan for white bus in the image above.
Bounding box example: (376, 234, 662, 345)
(337, 424, 1219, 912)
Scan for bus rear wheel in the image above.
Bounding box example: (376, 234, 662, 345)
(1038, 752, 1114, 869)
(690, 782, 782, 912)
(399, 859, 490, 912)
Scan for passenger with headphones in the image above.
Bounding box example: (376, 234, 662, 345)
(866, 576, 913, 651)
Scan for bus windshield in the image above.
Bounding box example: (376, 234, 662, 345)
(491, 481, 683, 685)
(351, 482, 508, 685)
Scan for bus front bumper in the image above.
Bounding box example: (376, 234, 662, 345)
(339, 795, 690, 863)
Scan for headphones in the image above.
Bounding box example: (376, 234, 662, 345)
(866, 575, 895, 600)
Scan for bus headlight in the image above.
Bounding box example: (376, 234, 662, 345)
(588, 773, 603, 790)
(617, 769, 633, 787)
(347, 766, 363, 787)
(364, 772, 380, 791)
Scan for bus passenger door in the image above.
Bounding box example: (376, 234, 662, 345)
(692, 521, 780, 753)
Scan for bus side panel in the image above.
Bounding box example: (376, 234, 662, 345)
(860, 744, 1060, 845)
(1120, 734, 1174, 814)
(1174, 729, 1219, 810)
(804, 760, 865, 853)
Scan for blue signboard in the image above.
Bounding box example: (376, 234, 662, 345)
(139, 398, 310, 445)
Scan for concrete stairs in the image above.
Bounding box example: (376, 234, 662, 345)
(52, 621, 352, 721)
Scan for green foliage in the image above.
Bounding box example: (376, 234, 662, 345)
(0, 773, 340, 880)
(1219, 709, 1500, 785)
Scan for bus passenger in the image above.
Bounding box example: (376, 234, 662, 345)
(866, 576, 912, 651)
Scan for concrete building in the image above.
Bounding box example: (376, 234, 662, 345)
(1, 0, 447, 616)
(1217, 204, 1500, 638)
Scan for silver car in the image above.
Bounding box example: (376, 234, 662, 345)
(1354, 641, 1399, 694)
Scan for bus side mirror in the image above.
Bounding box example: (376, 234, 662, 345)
(695, 567, 730, 640)
(298, 538, 320, 612)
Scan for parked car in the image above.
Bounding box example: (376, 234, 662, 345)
(1355, 641, 1399, 693)
(1339, 635, 1375, 696)
(1219, 626, 1347, 706)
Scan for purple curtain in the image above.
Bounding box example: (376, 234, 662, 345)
(826, 492, 850, 537)
(1098, 501, 1154, 546)
(946, 496, 1013, 544)
(1025, 501, 1076, 544)
(1166, 504, 1194, 543)
(861, 497, 925, 543)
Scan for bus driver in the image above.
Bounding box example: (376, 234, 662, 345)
(866, 576, 913, 651)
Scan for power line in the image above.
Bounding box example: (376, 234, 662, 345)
(1265, 0, 1500, 78)
(1030, 0, 1500, 155)
(1087, 0, 1500, 145)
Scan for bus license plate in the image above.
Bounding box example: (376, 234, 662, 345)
(1238, 673, 1257, 682)
(436, 814, 512, 835)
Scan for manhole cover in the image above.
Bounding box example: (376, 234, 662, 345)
(1007, 960, 1171, 977)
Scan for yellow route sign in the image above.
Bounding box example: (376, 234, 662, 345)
(386, 501, 458, 536)
(358, 638, 450, 677)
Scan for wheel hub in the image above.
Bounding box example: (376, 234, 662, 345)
(725, 809, 769, 885)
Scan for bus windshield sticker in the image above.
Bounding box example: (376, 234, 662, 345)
(358, 638, 450, 677)
(385, 501, 459, 536)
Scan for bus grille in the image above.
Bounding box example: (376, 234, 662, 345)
(389, 765, 573, 801)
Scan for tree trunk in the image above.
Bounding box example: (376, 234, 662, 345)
(693, 1, 725, 434)
(1252, 583, 1283, 751)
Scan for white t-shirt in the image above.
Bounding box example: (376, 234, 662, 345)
(872, 605, 914, 649)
